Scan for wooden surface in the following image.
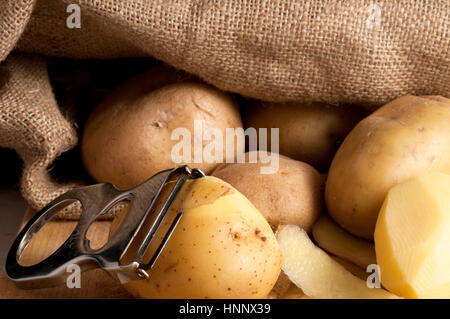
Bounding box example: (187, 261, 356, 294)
(0, 208, 132, 298)
(0, 208, 326, 299)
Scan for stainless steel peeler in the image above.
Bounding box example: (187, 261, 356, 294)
(5, 165, 205, 289)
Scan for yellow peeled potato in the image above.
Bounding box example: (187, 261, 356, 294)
(82, 80, 243, 190)
(326, 95, 450, 239)
(277, 225, 399, 299)
(243, 101, 366, 170)
(312, 215, 376, 268)
(111, 176, 282, 299)
(212, 152, 323, 232)
(375, 172, 450, 299)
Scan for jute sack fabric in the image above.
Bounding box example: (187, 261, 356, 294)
(0, 55, 81, 216)
(0, 0, 449, 217)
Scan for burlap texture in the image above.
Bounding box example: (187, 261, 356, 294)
(0, 55, 81, 215)
(0, 0, 35, 63)
(0, 0, 449, 217)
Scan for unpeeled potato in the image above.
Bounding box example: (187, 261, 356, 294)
(111, 176, 282, 299)
(243, 101, 366, 170)
(326, 95, 450, 239)
(82, 79, 243, 190)
(212, 151, 323, 232)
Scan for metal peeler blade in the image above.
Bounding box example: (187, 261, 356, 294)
(5, 165, 205, 289)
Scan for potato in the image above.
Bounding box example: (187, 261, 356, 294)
(111, 176, 283, 299)
(326, 96, 450, 239)
(243, 101, 366, 170)
(277, 225, 399, 299)
(375, 172, 450, 299)
(212, 151, 324, 232)
(331, 256, 368, 281)
(312, 215, 376, 268)
(81, 80, 243, 190)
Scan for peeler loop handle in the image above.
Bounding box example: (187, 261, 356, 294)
(5, 198, 82, 288)
(4, 183, 122, 289)
(5, 166, 206, 288)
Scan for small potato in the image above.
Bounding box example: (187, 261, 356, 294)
(111, 176, 283, 299)
(81, 79, 243, 190)
(212, 151, 324, 232)
(243, 101, 366, 170)
(326, 95, 450, 239)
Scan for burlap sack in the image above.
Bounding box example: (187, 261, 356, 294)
(0, 55, 82, 217)
(0, 0, 449, 217)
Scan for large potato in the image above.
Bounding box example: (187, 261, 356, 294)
(326, 96, 450, 239)
(111, 176, 282, 299)
(212, 151, 323, 232)
(243, 101, 366, 170)
(81, 80, 243, 190)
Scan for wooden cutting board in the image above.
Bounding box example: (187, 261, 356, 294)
(0, 208, 132, 298)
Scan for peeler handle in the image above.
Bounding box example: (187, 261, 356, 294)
(5, 166, 206, 289)
(4, 183, 125, 289)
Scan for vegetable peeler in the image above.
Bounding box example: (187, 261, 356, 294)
(5, 165, 205, 289)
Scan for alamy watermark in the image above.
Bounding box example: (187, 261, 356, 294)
(66, 263, 81, 288)
(366, 4, 381, 29)
(171, 120, 280, 174)
(66, 4, 81, 29)
(366, 263, 381, 289)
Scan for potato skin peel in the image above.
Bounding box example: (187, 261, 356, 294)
(277, 225, 399, 299)
(312, 215, 376, 268)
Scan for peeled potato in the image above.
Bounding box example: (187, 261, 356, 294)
(277, 225, 398, 299)
(111, 176, 282, 299)
(375, 172, 450, 299)
(312, 215, 376, 268)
